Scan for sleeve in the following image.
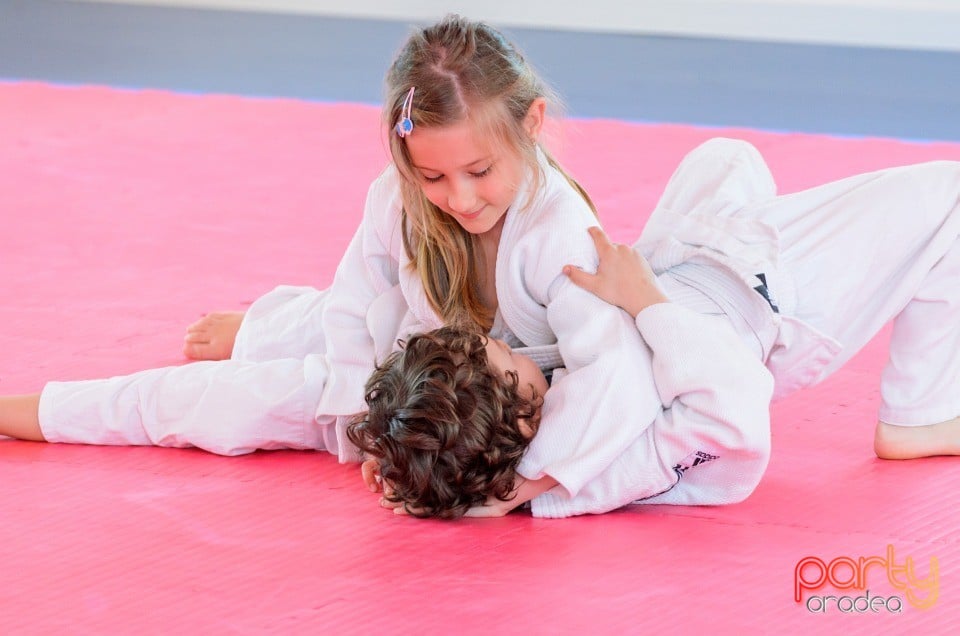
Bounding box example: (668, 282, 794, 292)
(312, 169, 405, 419)
(522, 302, 773, 518)
(507, 191, 663, 495)
(516, 273, 664, 494)
(232, 169, 403, 367)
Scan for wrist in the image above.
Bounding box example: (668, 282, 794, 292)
(625, 292, 669, 319)
(516, 474, 559, 503)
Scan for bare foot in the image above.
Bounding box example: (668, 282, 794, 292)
(0, 395, 44, 441)
(183, 311, 245, 360)
(874, 417, 960, 460)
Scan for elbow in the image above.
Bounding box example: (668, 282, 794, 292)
(718, 406, 771, 504)
(730, 452, 770, 503)
(731, 369, 774, 465)
(729, 419, 772, 503)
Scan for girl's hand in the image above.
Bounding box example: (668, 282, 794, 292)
(563, 226, 668, 318)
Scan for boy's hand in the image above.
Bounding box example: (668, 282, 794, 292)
(463, 496, 518, 518)
(464, 475, 559, 518)
(563, 226, 667, 318)
(361, 459, 383, 493)
(362, 460, 412, 513)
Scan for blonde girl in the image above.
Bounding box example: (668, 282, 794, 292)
(0, 16, 614, 463)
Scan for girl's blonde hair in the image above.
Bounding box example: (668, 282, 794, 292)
(385, 15, 596, 332)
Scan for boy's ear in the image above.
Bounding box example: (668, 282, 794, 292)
(518, 418, 536, 440)
(524, 97, 547, 140)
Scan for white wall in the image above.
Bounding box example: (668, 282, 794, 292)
(75, 0, 960, 51)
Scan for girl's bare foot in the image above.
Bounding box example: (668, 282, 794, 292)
(183, 311, 245, 360)
(874, 417, 960, 459)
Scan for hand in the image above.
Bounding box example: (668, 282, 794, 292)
(362, 461, 413, 514)
(563, 226, 667, 318)
(463, 496, 517, 518)
(361, 459, 383, 493)
(464, 475, 559, 518)
(378, 483, 411, 515)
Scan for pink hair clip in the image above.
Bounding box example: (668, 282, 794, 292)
(394, 87, 415, 138)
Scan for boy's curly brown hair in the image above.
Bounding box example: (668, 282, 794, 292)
(346, 327, 542, 519)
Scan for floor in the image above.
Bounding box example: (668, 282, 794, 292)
(2, 2, 960, 633)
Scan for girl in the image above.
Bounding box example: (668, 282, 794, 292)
(351, 138, 960, 519)
(0, 15, 622, 463)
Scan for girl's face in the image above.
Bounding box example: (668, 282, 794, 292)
(405, 120, 525, 236)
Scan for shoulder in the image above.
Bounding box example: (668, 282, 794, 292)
(505, 163, 599, 279)
(360, 164, 405, 235)
(365, 164, 403, 208)
(528, 161, 596, 229)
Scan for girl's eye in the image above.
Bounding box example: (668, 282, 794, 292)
(470, 166, 492, 178)
(422, 174, 443, 183)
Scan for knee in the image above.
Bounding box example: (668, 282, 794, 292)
(693, 137, 762, 162)
(899, 160, 960, 200)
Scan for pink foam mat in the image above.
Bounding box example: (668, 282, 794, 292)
(2, 82, 960, 632)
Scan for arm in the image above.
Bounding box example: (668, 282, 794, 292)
(232, 170, 403, 363)
(531, 304, 773, 518)
(308, 169, 406, 419)
(562, 226, 667, 318)
(527, 227, 772, 517)
(463, 475, 559, 518)
(513, 227, 673, 498)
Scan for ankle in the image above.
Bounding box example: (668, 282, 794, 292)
(0, 394, 45, 441)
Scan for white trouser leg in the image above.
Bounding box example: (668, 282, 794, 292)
(642, 139, 959, 425)
(879, 234, 960, 425)
(232, 285, 330, 362)
(654, 137, 777, 217)
(749, 160, 960, 424)
(39, 355, 331, 455)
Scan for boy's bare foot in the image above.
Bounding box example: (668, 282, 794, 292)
(183, 311, 245, 360)
(874, 417, 960, 460)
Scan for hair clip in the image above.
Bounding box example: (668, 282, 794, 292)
(394, 87, 416, 138)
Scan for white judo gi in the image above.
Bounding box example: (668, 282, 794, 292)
(37, 139, 960, 519)
(522, 138, 960, 517)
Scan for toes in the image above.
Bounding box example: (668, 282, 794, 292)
(183, 331, 209, 344)
(182, 311, 243, 360)
(185, 318, 210, 334)
(183, 342, 216, 361)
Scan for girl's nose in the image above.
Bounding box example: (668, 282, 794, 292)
(447, 177, 477, 213)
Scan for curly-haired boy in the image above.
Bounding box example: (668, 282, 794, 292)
(346, 326, 550, 519)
